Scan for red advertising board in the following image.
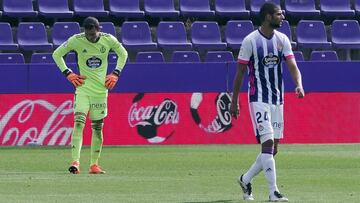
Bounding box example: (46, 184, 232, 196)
(1, 93, 359, 146)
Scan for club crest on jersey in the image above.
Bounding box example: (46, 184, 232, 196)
(86, 56, 102, 69)
(262, 52, 280, 68)
(100, 46, 106, 53)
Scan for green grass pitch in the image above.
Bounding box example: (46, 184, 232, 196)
(0, 144, 359, 203)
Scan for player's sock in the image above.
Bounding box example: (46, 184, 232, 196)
(261, 153, 279, 194)
(243, 153, 262, 184)
(90, 120, 104, 165)
(71, 121, 85, 162)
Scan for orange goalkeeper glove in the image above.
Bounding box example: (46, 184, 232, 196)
(62, 69, 86, 88)
(105, 74, 119, 90)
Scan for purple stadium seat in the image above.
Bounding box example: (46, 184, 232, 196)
(135, 52, 165, 62)
(100, 22, 116, 36)
(331, 20, 360, 49)
(108, 52, 118, 63)
(120, 21, 157, 51)
(109, 0, 144, 18)
(205, 51, 234, 62)
(320, 0, 354, 18)
(310, 51, 338, 61)
(65, 52, 77, 63)
(73, 0, 109, 17)
(157, 22, 192, 50)
(250, 0, 281, 16)
(296, 20, 331, 49)
(37, 0, 74, 18)
(31, 53, 55, 63)
(144, 0, 180, 18)
(52, 22, 81, 47)
(293, 51, 304, 61)
(0, 23, 18, 51)
(0, 53, 25, 64)
(284, 0, 320, 18)
(214, 0, 250, 18)
(355, 0, 360, 16)
(171, 51, 201, 62)
(179, 0, 215, 18)
(191, 21, 227, 51)
(277, 20, 296, 48)
(225, 20, 254, 50)
(2, 0, 37, 18)
(17, 22, 53, 51)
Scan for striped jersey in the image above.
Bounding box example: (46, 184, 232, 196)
(237, 29, 294, 105)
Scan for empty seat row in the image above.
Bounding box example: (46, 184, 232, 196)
(1, 0, 359, 19)
(0, 50, 341, 64)
(1, 19, 360, 53)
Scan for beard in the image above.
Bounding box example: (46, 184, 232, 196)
(270, 21, 281, 29)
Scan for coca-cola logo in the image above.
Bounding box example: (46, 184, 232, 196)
(0, 99, 73, 146)
(190, 92, 232, 133)
(128, 93, 179, 143)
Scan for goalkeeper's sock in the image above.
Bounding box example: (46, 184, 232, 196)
(90, 121, 104, 165)
(243, 153, 263, 184)
(261, 153, 279, 194)
(71, 121, 85, 162)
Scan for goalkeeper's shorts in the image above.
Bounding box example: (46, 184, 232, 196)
(74, 94, 108, 120)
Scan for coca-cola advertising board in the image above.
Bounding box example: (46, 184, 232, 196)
(1, 93, 359, 146)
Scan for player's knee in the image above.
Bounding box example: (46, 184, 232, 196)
(91, 119, 104, 131)
(74, 112, 86, 124)
(273, 147, 278, 156)
(261, 137, 274, 154)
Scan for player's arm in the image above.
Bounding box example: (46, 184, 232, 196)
(105, 35, 129, 90)
(283, 36, 305, 98)
(53, 37, 86, 87)
(230, 63, 247, 118)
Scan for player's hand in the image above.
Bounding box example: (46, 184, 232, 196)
(105, 74, 119, 90)
(230, 100, 240, 119)
(67, 73, 86, 87)
(295, 86, 305, 98)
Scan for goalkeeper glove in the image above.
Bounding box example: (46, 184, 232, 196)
(62, 69, 86, 87)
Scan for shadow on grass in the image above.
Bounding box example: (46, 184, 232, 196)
(182, 200, 236, 203)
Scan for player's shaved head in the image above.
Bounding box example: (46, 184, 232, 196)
(83, 16, 100, 30)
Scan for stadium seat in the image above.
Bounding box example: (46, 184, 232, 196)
(120, 21, 157, 51)
(284, 0, 320, 18)
(171, 51, 201, 62)
(293, 51, 304, 61)
(331, 20, 360, 49)
(0, 53, 25, 64)
(296, 20, 331, 49)
(191, 21, 227, 51)
(214, 0, 250, 18)
(225, 20, 254, 50)
(157, 21, 192, 50)
(0, 23, 19, 51)
(52, 22, 81, 47)
(108, 52, 118, 63)
(355, 0, 360, 16)
(144, 0, 180, 18)
(100, 22, 116, 36)
(179, 0, 215, 18)
(2, 0, 38, 18)
(37, 0, 74, 18)
(320, 0, 354, 18)
(73, 0, 109, 17)
(17, 22, 53, 51)
(277, 20, 296, 48)
(108, 0, 145, 18)
(135, 51, 165, 62)
(31, 53, 55, 63)
(250, 0, 281, 16)
(205, 51, 235, 62)
(310, 51, 338, 61)
(65, 52, 77, 63)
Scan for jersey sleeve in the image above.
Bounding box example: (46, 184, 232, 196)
(237, 36, 252, 65)
(109, 34, 128, 72)
(282, 35, 294, 61)
(52, 36, 75, 72)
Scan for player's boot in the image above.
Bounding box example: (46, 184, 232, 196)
(237, 175, 254, 200)
(269, 191, 289, 202)
(89, 164, 106, 174)
(68, 161, 80, 174)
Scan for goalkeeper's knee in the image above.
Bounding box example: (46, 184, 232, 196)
(91, 119, 104, 139)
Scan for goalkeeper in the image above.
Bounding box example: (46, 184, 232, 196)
(53, 16, 128, 174)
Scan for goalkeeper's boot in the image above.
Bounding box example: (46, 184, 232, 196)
(238, 175, 254, 201)
(68, 161, 80, 174)
(269, 191, 288, 202)
(89, 164, 106, 174)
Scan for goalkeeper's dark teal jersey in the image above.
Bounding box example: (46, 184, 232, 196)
(53, 32, 128, 97)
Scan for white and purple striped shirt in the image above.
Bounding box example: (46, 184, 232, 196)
(237, 29, 294, 105)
